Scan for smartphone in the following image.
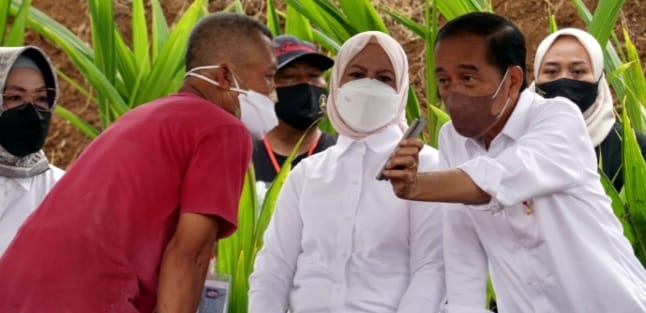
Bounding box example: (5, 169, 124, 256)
(376, 117, 427, 181)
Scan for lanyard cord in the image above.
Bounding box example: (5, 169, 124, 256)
(263, 133, 322, 173)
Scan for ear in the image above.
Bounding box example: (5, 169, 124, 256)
(209, 64, 235, 90)
(508, 65, 524, 95)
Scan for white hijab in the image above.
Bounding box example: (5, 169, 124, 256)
(326, 31, 409, 139)
(529, 28, 615, 146)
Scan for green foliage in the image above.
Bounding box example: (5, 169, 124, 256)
(567, 2, 646, 265)
(216, 128, 307, 313)
(620, 109, 646, 264)
(1, 0, 30, 46)
(7, 0, 646, 312)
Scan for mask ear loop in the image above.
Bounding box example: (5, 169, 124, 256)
(494, 98, 511, 119)
(492, 68, 512, 119)
(491, 68, 511, 99)
(185, 65, 247, 95)
(226, 70, 246, 95)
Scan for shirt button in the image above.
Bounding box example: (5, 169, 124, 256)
(352, 180, 359, 185)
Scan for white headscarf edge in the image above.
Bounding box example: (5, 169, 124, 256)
(530, 28, 615, 146)
(326, 31, 409, 139)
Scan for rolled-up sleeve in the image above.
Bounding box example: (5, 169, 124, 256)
(457, 101, 593, 206)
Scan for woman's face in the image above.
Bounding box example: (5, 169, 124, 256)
(3, 67, 48, 111)
(339, 42, 397, 91)
(536, 36, 595, 84)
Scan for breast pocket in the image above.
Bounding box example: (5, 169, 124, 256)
(503, 200, 543, 249)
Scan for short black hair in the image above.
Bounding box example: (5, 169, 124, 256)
(436, 12, 527, 90)
(185, 12, 273, 70)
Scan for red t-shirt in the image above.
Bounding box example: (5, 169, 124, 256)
(0, 93, 252, 312)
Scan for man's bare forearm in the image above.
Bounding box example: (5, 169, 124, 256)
(411, 169, 491, 204)
(156, 237, 213, 313)
(156, 213, 220, 313)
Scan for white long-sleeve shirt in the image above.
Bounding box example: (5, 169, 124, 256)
(440, 90, 646, 313)
(249, 124, 446, 313)
(0, 165, 64, 257)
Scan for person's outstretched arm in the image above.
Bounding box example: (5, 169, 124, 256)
(382, 138, 490, 204)
(156, 213, 219, 313)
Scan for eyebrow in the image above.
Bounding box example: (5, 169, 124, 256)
(3, 85, 49, 92)
(347, 64, 367, 71)
(435, 64, 479, 74)
(542, 60, 588, 67)
(347, 64, 395, 75)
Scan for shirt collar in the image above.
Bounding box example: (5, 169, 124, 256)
(499, 89, 534, 141)
(334, 124, 404, 158)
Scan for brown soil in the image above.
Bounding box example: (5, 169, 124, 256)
(21, 0, 646, 169)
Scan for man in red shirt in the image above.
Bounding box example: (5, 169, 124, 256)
(0, 13, 277, 313)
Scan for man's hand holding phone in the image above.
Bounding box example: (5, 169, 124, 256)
(377, 118, 427, 199)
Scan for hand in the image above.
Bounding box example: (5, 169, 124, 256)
(381, 138, 424, 199)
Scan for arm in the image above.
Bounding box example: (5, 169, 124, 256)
(382, 138, 490, 204)
(385, 100, 592, 206)
(156, 213, 219, 313)
(248, 168, 304, 313)
(156, 123, 251, 312)
(396, 201, 446, 313)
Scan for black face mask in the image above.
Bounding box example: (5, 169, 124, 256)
(0, 103, 52, 157)
(275, 83, 328, 131)
(536, 78, 599, 113)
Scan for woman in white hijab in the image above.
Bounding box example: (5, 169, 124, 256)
(530, 28, 646, 190)
(249, 31, 446, 313)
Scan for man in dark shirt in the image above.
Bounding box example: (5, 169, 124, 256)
(253, 35, 336, 184)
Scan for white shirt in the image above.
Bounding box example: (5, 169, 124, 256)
(440, 90, 646, 313)
(0, 165, 64, 257)
(249, 124, 446, 313)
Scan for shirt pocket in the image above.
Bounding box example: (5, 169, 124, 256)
(502, 200, 544, 249)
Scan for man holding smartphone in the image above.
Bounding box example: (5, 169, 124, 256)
(381, 12, 646, 313)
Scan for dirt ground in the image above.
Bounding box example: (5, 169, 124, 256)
(21, 0, 646, 169)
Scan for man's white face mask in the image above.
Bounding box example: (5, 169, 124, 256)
(185, 65, 278, 139)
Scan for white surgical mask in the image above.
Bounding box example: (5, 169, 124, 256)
(335, 78, 400, 133)
(186, 65, 278, 139)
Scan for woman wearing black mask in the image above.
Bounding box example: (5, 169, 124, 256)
(0, 46, 64, 257)
(252, 35, 337, 186)
(530, 28, 646, 191)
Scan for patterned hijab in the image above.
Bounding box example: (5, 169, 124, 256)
(326, 31, 409, 139)
(0, 46, 58, 177)
(529, 28, 615, 146)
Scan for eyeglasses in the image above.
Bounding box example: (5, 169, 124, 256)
(2, 87, 56, 112)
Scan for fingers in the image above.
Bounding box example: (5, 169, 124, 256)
(385, 139, 422, 170)
(378, 138, 424, 199)
(383, 169, 417, 199)
(400, 138, 424, 149)
(384, 155, 417, 171)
